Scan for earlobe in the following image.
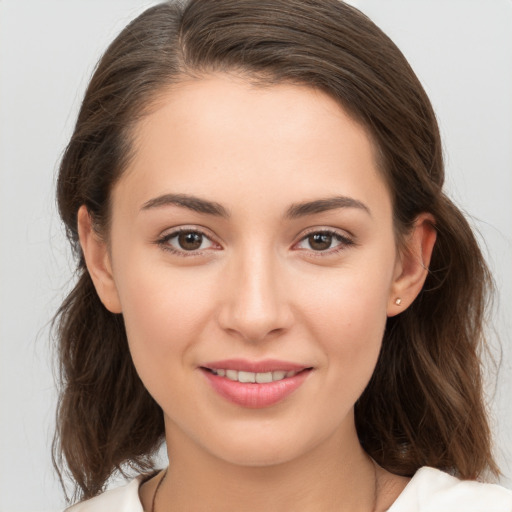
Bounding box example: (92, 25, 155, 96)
(387, 213, 437, 317)
(77, 205, 122, 314)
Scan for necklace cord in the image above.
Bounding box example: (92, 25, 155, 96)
(372, 457, 379, 512)
(151, 468, 168, 512)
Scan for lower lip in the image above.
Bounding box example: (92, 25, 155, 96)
(202, 369, 311, 409)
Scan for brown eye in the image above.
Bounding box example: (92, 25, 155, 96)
(178, 231, 203, 250)
(295, 230, 354, 254)
(158, 228, 219, 256)
(308, 233, 333, 251)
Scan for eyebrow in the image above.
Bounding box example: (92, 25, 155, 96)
(140, 193, 370, 219)
(285, 196, 371, 219)
(141, 193, 230, 217)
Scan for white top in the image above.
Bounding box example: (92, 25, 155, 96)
(66, 466, 512, 511)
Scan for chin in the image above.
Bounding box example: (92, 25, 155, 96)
(214, 443, 304, 468)
(198, 420, 332, 469)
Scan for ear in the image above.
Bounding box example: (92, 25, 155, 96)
(387, 213, 437, 317)
(77, 205, 122, 313)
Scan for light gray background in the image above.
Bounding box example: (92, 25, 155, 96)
(1, 1, 511, 511)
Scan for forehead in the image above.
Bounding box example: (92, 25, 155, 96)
(115, 74, 391, 219)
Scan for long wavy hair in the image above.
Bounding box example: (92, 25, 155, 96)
(53, 0, 498, 502)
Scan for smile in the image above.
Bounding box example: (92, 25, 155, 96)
(208, 368, 301, 383)
(200, 359, 313, 408)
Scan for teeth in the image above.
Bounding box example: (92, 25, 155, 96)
(211, 369, 300, 383)
(226, 369, 238, 380)
(256, 372, 273, 384)
(238, 371, 256, 383)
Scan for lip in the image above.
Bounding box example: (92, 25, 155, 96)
(202, 358, 308, 373)
(200, 359, 313, 409)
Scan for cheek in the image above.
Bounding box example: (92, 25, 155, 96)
(301, 258, 392, 337)
(298, 260, 393, 393)
(113, 259, 216, 387)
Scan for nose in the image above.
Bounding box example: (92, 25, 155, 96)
(217, 246, 293, 343)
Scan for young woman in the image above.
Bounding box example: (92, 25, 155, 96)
(54, 0, 512, 510)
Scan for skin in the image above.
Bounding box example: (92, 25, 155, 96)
(79, 74, 436, 511)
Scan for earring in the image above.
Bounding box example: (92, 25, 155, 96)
(394, 298, 402, 306)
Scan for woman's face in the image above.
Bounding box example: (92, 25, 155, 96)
(85, 75, 412, 466)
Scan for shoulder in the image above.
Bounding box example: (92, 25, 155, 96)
(389, 467, 512, 512)
(65, 476, 144, 512)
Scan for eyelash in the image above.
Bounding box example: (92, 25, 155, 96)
(155, 227, 355, 257)
(155, 227, 220, 257)
(294, 229, 355, 256)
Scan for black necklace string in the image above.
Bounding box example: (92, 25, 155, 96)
(151, 468, 168, 512)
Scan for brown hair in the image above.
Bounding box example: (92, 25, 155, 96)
(54, 0, 498, 502)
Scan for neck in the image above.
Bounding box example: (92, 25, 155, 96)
(155, 420, 378, 512)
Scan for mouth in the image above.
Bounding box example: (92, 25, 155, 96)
(200, 359, 313, 408)
(202, 367, 310, 383)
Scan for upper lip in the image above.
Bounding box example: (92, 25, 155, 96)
(201, 359, 311, 373)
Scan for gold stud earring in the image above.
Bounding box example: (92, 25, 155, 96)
(394, 298, 402, 306)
